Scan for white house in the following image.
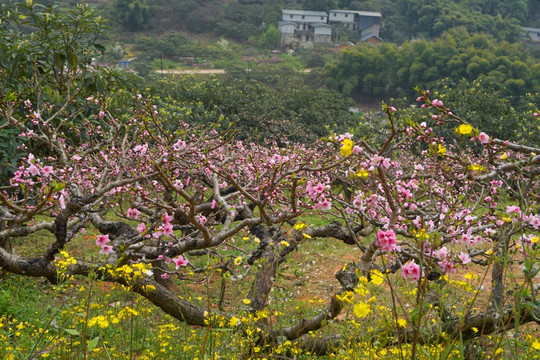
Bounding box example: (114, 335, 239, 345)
(522, 27, 540, 42)
(312, 23, 332, 43)
(279, 10, 330, 45)
(278, 21, 297, 45)
(282, 10, 328, 24)
(278, 9, 383, 46)
(328, 10, 382, 37)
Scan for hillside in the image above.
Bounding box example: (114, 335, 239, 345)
(36, 0, 540, 44)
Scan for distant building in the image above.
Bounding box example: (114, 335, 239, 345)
(278, 9, 382, 47)
(360, 33, 383, 44)
(282, 9, 328, 24)
(328, 10, 382, 37)
(118, 57, 137, 68)
(311, 23, 333, 43)
(522, 27, 540, 42)
(278, 21, 297, 45)
(279, 10, 329, 45)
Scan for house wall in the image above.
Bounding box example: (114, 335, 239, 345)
(283, 13, 327, 23)
(360, 23, 380, 36)
(528, 31, 540, 41)
(313, 27, 332, 36)
(357, 15, 380, 31)
(278, 23, 296, 45)
(329, 11, 353, 22)
(314, 34, 332, 43)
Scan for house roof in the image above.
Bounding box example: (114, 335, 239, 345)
(522, 26, 540, 33)
(360, 33, 383, 42)
(282, 9, 328, 17)
(278, 21, 297, 26)
(329, 10, 382, 17)
(310, 23, 332, 28)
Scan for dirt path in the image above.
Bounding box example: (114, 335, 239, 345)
(156, 68, 312, 75)
(156, 69, 225, 75)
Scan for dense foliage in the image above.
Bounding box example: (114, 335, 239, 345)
(323, 28, 540, 99)
(0, 0, 132, 184)
(101, 0, 540, 45)
(141, 75, 358, 143)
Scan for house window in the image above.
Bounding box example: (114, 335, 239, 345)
(290, 15, 293, 19)
(333, 13, 337, 17)
(321, 16, 324, 20)
(302, 15, 305, 19)
(345, 13, 348, 18)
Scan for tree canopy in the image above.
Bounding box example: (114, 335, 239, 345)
(323, 29, 540, 99)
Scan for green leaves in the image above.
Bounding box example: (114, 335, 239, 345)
(63, 328, 80, 336)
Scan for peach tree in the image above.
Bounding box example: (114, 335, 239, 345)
(1, 2, 540, 358)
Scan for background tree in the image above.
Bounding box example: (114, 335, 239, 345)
(250, 24, 280, 49)
(112, 0, 152, 32)
(303, 0, 338, 11)
(323, 29, 540, 99)
(0, 0, 131, 184)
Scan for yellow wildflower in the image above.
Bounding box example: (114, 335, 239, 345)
(437, 144, 446, 156)
(353, 302, 371, 318)
(456, 124, 473, 135)
(229, 317, 240, 327)
(336, 291, 354, 304)
(470, 164, 485, 172)
(340, 138, 354, 157)
(294, 222, 307, 230)
(369, 269, 384, 285)
(354, 168, 369, 178)
(465, 273, 478, 280)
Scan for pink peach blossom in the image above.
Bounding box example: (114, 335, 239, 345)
(478, 132, 489, 144)
(173, 255, 189, 269)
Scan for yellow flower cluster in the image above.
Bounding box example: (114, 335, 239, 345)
(87, 315, 109, 328)
(340, 138, 354, 157)
(456, 123, 473, 135)
(352, 168, 369, 178)
(55, 250, 76, 281)
(103, 262, 153, 285)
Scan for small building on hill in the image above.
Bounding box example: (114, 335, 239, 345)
(279, 10, 331, 45)
(522, 27, 540, 42)
(360, 33, 384, 44)
(328, 10, 382, 37)
(278, 9, 383, 47)
(282, 9, 328, 24)
(311, 23, 333, 43)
